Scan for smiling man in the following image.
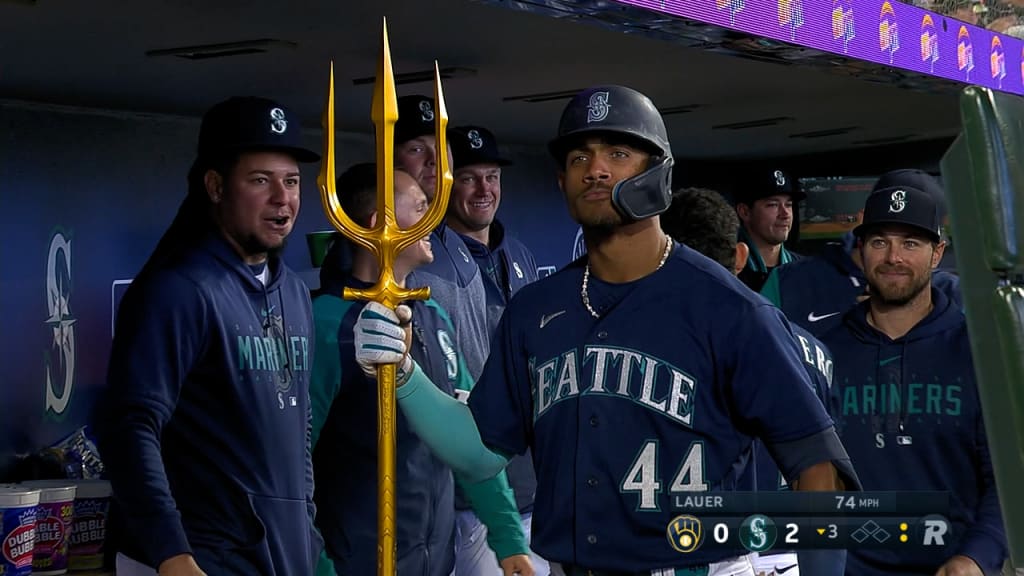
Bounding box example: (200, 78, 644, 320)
(444, 126, 546, 576)
(821, 185, 1007, 576)
(759, 170, 962, 339)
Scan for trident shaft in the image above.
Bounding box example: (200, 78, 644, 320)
(317, 18, 452, 576)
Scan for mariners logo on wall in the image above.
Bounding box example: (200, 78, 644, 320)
(45, 230, 76, 416)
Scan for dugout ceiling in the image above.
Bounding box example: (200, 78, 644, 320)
(0, 0, 981, 158)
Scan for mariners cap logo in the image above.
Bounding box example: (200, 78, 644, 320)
(418, 100, 435, 122)
(467, 129, 484, 150)
(773, 170, 786, 187)
(889, 189, 907, 213)
(586, 91, 611, 123)
(269, 107, 288, 134)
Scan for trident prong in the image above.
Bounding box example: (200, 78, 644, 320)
(316, 17, 452, 576)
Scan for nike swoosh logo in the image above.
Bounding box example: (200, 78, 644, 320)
(879, 355, 902, 367)
(540, 310, 567, 329)
(777, 564, 798, 575)
(807, 311, 840, 323)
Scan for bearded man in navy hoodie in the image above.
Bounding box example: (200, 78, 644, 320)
(100, 97, 322, 576)
(821, 185, 1007, 576)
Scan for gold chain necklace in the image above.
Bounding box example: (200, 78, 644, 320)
(581, 234, 673, 319)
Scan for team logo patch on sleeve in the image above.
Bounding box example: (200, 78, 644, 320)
(437, 329, 458, 381)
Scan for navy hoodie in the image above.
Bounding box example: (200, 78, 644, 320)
(310, 270, 524, 575)
(458, 219, 540, 514)
(821, 288, 1007, 575)
(101, 233, 319, 574)
(761, 233, 962, 339)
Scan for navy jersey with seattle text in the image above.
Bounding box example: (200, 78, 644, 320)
(467, 244, 838, 572)
(753, 325, 837, 492)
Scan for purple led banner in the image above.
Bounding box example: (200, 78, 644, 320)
(619, 0, 1023, 95)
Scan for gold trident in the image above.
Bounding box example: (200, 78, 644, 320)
(316, 17, 452, 576)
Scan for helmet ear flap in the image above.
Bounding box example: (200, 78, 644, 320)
(611, 156, 675, 220)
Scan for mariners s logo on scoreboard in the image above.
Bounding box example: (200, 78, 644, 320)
(739, 514, 778, 553)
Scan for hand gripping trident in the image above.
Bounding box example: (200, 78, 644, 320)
(317, 18, 452, 576)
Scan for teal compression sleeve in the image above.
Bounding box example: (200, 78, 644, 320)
(396, 363, 510, 483)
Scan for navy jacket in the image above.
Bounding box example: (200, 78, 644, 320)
(100, 233, 319, 574)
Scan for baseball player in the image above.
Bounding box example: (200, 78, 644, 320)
(821, 185, 1007, 576)
(310, 164, 533, 576)
(98, 97, 321, 576)
(397, 95, 493, 382)
(759, 170, 961, 339)
(661, 187, 841, 576)
(316, 96, 491, 381)
(359, 85, 860, 575)
(446, 125, 547, 576)
(734, 169, 804, 292)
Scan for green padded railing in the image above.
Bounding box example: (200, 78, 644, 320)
(942, 86, 1024, 568)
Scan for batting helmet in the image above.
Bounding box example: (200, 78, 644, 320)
(548, 85, 674, 220)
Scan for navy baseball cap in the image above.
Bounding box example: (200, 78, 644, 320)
(395, 95, 437, 146)
(449, 126, 512, 171)
(734, 168, 806, 204)
(871, 169, 946, 218)
(197, 96, 319, 163)
(854, 185, 942, 242)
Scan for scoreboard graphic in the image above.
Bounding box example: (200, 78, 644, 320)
(666, 492, 950, 554)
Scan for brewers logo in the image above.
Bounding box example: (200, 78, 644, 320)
(666, 515, 704, 554)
